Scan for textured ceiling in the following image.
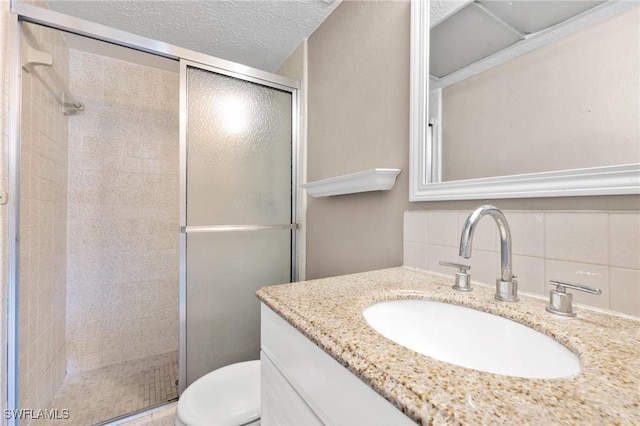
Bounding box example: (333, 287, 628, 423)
(46, 0, 340, 72)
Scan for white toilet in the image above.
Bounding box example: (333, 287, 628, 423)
(175, 360, 260, 426)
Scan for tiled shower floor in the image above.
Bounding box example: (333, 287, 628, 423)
(42, 351, 178, 426)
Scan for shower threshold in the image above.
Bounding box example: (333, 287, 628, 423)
(92, 399, 178, 426)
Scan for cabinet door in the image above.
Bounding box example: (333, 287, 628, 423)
(261, 304, 416, 425)
(261, 352, 323, 426)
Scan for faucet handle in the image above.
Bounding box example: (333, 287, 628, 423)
(546, 279, 602, 317)
(439, 261, 472, 292)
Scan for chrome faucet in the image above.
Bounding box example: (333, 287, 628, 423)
(459, 205, 518, 302)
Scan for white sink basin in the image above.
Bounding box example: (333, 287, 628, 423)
(363, 299, 580, 379)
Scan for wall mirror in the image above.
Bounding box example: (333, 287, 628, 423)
(409, 0, 640, 201)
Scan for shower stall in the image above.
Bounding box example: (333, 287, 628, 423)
(8, 4, 299, 425)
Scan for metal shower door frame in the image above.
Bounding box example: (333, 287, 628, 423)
(7, 1, 300, 422)
(178, 59, 299, 394)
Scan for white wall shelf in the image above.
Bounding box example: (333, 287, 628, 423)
(303, 168, 402, 197)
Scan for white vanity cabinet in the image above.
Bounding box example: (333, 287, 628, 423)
(260, 303, 415, 426)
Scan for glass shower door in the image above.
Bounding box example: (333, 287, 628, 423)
(180, 62, 297, 388)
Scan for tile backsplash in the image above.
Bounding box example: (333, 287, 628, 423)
(404, 210, 640, 317)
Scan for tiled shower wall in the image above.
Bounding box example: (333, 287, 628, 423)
(19, 23, 69, 412)
(66, 50, 179, 373)
(404, 210, 640, 317)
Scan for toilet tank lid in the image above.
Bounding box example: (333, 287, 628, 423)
(177, 360, 260, 426)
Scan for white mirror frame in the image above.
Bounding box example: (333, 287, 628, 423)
(409, 0, 640, 202)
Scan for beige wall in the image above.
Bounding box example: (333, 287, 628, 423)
(441, 7, 639, 181)
(66, 49, 179, 373)
(303, 0, 639, 280)
(306, 0, 412, 279)
(19, 21, 69, 415)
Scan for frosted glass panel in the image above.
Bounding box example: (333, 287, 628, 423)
(186, 67, 292, 226)
(185, 230, 291, 386)
(183, 64, 295, 387)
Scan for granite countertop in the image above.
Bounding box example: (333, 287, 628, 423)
(256, 267, 640, 425)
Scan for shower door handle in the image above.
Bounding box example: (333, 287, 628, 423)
(181, 224, 298, 233)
